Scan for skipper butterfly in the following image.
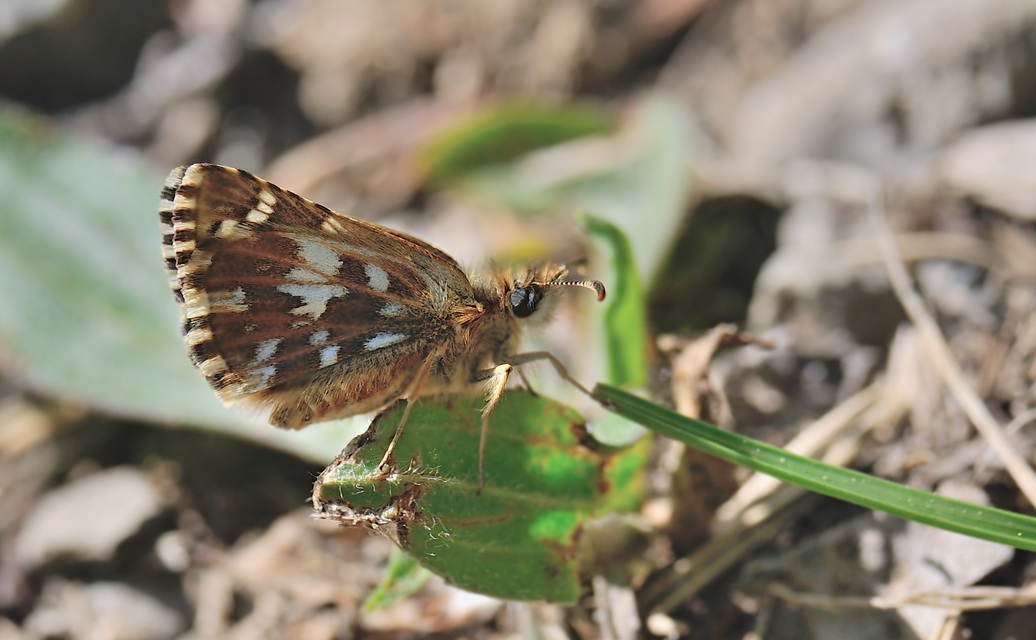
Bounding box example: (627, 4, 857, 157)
(160, 163, 604, 487)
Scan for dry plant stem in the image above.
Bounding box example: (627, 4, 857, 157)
(933, 617, 963, 640)
(645, 381, 900, 614)
(867, 191, 1036, 508)
(643, 491, 821, 614)
(821, 232, 1004, 274)
(766, 583, 1036, 612)
(1002, 406, 1036, 436)
(663, 324, 769, 418)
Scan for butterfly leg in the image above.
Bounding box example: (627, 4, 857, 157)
(470, 353, 591, 493)
(377, 359, 433, 472)
(516, 367, 539, 397)
(472, 363, 514, 494)
(377, 399, 415, 472)
(501, 351, 594, 399)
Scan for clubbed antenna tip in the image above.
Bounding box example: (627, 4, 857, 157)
(554, 279, 606, 302)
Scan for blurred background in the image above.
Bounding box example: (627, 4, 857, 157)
(3, 0, 1036, 638)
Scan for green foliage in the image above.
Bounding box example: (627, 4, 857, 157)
(418, 96, 693, 282)
(363, 551, 432, 612)
(314, 392, 643, 602)
(418, 102, 614, 187)
(582, 214, 648, 388)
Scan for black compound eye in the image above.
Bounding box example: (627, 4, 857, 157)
(509, 286, 540, 318)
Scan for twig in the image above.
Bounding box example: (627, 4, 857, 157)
(866, 183, 1036, 508)
(767, 582, 1036, 611)
(644, 379, 903, 614)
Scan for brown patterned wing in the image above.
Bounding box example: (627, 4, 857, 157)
(159, 163, 473, 429)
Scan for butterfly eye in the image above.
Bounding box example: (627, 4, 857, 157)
(509, 286, 540, 318)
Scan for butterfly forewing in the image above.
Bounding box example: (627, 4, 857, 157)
(160, 163, 474, 429)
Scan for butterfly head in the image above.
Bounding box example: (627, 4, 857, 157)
(504, 263, 606, 325)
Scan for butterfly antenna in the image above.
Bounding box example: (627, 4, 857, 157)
(551, 279, 606, 302)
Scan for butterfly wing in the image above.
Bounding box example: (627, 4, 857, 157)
(160, 163, 474, 429)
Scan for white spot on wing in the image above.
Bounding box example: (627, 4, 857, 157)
(379, 302, 405, 317)
(285, 266, 324, 283)
(258, 189, 277, 207)
(295, 238, 342, 276)
(276, 283, 348, 320)
(319, 345, 340, 368)
(247, 365, 278, 392)
(364, 263, 390, 292)
(364, 332, 408, 351)
(253, 338, 281, 364)
(216, 220, 238, 237)
(214, 219, 253, 240)
(309, 330, 330, 345)
(246, 209, 269, 224)
(321, 217, 346, 234)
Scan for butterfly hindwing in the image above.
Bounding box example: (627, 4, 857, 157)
(160, 163, 474, 428)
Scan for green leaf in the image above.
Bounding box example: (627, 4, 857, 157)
(561, 96, 693, 283)
(423, 96, 692, 283)
(363, 550, 432, 612)
(0, 107, 356, 463)
(578, 212, 649, 452)
(418, 102, 614, 187)
(581, 214, 648, 389)
(313, 391, 643, 602)
(596, 384, 1036, 552)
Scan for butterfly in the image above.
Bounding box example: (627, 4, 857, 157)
(160, 163, 604, 487)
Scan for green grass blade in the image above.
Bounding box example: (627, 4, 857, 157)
(418, 102, 614, 187)
(595, 384, 1036, 552)
(581, 214, 648, 388)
